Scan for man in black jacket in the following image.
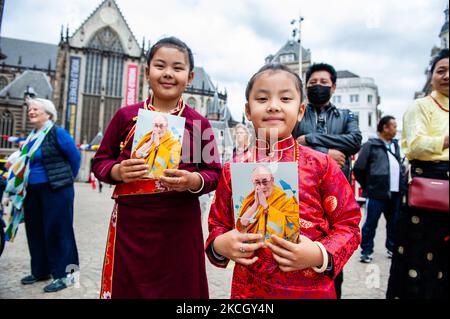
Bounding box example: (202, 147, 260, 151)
(353, 116, 406, 263)
(292, 63, 362, 299)
(293, 63, 362, 183)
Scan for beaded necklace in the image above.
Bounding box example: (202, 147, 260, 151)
(254, 138, 300, 163)
(431, 95, 449, 113)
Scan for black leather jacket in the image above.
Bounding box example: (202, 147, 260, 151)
(353, 138, 408, 199)
(292, 103, 362, 183)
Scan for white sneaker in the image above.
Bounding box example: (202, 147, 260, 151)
(360, 254, 373, 263)
(64, 273, 75, 287)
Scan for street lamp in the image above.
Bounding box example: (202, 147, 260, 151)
(291, 13, 304, 80)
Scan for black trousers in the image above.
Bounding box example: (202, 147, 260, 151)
(24, 183, 79, 279)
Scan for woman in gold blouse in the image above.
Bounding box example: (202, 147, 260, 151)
(387, 49, 449, 299)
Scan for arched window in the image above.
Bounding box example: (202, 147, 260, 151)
(187, 97, 197, 109)
(84, 27, 124, 96)
(0, 111, 14, 149)
(279, 53, 295, 63)
(206, 98, 212, 113)
(82, 27, 125, 143)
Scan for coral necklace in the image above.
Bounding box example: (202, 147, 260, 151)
(431, 96, 448, 113)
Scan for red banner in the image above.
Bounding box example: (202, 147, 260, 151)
(125, 64, 138, 106)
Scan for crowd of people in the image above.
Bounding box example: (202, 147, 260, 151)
(0, 36, 448, 299)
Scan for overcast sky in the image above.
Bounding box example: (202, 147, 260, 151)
(1, 0, 447, 126)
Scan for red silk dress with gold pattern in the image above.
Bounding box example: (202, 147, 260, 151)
(206, 136, 361, 299)
(93, 100, 221, 299)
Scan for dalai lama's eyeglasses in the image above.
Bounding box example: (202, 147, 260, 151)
(252, 178, 273, 187)
(153, 123, 167, 129)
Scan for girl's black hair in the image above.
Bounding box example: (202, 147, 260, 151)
(146, 37, 195, 72)
(245, 63, 303, 101)
(430, 48, 449, 75)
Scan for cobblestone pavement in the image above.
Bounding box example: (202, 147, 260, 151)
(0, 182, 390, 299)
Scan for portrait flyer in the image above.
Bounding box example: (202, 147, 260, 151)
(230, 162, 300, 243)
(115, 108, 185, 195)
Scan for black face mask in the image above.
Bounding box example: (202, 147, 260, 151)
(307, 85, 332, 105)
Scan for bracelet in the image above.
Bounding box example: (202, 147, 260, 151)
(210, 242, 226, 261)
(188, 172, 205, 194)
(312, 241, 328, 273)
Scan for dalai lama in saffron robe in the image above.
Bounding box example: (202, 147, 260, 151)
(236, 165, 300, 243)
(132, 114, 182, 179)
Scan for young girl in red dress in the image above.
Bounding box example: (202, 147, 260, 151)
(206, 63, 361, 299)
(93, 37, 221, 299)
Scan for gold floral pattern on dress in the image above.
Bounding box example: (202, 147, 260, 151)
(324, 196, 338, 213)
(302, 269, 316, 278)
(300, 219, 313, 229)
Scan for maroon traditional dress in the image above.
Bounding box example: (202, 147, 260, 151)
(206, 136, 361, 299)
(92, 99, 221, 299)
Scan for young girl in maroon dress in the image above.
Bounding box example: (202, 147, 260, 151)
(206, 63, 361, 299)
(93, 37, 221, 299)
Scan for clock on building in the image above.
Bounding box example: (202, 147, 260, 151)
(100, 7, 118, 25)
